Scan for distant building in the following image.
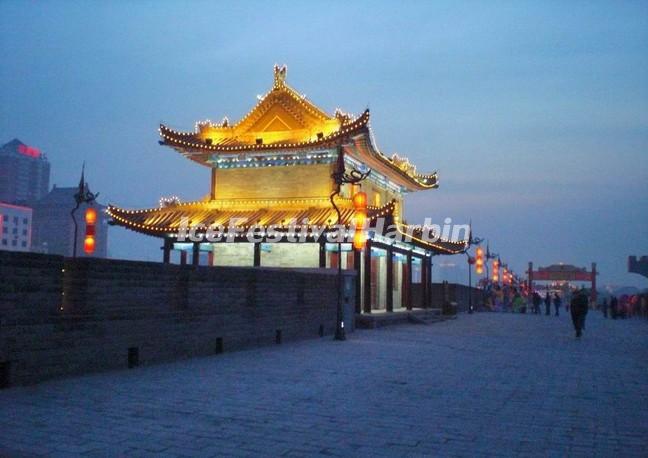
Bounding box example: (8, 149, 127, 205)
(31, 185, 108, 257)
(628, 256, 648, 279)
(0, 139, 51, 204)
(0, 202, 32, 252)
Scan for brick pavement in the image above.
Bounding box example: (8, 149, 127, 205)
(1, 312, 646, 457)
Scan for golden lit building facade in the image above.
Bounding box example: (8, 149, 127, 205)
(108, 66, 466, 313)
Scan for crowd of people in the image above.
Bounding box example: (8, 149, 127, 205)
(482, 284, 539, 313)
(482, 284, 566, 315)
(480, 283, 648, 338)
(600, 294, 648, 319)
(482, 284, 648, 318)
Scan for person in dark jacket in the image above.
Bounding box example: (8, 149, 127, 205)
(602, 298, 608, 318)
(532, 292, 542, 315)
(553, 293, 561, 316)
(570, 288, 589, 338)
(610, 296, 618, 319)
(544, 292, 551, 315)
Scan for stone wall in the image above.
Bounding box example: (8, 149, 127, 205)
(0, 250, 354, 387)
(428, 281, 484, 313)
(406, 282, 482, 312)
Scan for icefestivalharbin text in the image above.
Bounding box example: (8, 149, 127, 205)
(175, 217, 470, 244)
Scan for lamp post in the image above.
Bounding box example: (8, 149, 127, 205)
(330, 149, 370, 341)
(464, 225, 483, 314)
(466, 254, 475, 313)
(71, 164, 99, 258)
(484, 243, 498, 283)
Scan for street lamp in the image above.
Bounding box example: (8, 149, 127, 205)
(464, 225, 483, 314)
(330, 149, 370, 341)
(484, 243, 499, 282)
(71, 164, 99, 258)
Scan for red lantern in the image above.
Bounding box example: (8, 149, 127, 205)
(475, 247, 484, 275)
(492, 259, 499, 283)
(85, 207, 97, 225)
(352, 191, 367, 210)
(84, 236, 95, 254)
(84, 207, 97, 254)
(353, 231, 366, 250)
(352, 191, 367, 250)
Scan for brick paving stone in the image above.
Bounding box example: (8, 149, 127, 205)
(1, 312, 647, 457)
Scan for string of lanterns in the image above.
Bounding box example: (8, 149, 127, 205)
(465, 243, 522, 287)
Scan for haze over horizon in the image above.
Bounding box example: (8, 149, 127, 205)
(1, 1, 647, 288)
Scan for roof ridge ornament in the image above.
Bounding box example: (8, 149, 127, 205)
(391, 153, 417, 176)
(334, 108, 352, 124)
(273, 64, 287, 88)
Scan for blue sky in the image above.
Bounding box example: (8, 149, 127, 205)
(1, 1, 647, 287)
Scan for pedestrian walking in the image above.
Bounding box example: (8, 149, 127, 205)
(610, 296, 618, 319)
(544, 292, 551, 315)
(570, 288, 589, 338)
(602, 298, 608, 318)
(553, 293, 561, 316)
(532, 292, 542, 315)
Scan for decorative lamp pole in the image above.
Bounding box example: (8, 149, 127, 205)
(330, 149, 370, 341)
(467, 254, 475, 313)
(485, 243, 498, 282)
(464, 223, 483, 314)
(71, 164, 99, 258)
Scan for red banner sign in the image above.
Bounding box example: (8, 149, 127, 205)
(531, 271, 592, 281)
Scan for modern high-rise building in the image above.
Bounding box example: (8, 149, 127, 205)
(31, 185, 108, 258)
(0, 202, 32, 252)
(0, 139, 51, 204)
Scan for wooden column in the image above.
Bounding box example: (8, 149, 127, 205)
(354, 249, 362, 314)
(386, 246, 394, 312)
(363, 240, 372, 314)
(253, 243, 261, 267)
(210, 168, 217, 200)
(421, 255, 427, 308)
(427, 255, 433, 308)
(405, 251, 413, 310)
(162, 238, 172, 264)
(319, 241, 326, 268)
(192, 242, 200, 266)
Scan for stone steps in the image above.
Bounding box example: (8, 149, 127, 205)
(355, 308, 455, 329)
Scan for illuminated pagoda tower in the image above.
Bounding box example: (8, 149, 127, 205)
(108, 66, 466, 313)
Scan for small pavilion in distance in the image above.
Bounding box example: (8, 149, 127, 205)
(108, 66, 467, 314)
(528, 262, 598, 304)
